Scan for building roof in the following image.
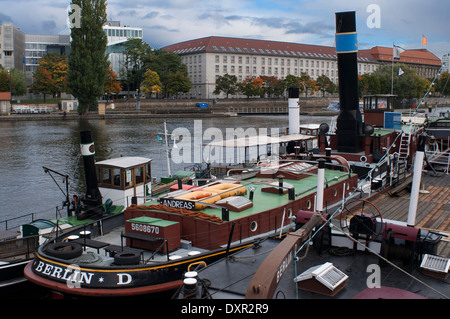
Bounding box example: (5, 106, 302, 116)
(0, 92, 11, 100)
(162, 36, 378, 63)
(368, 46, 441, 66)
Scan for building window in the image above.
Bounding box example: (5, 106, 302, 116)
(231, 65, 235, 73)
(223, 55, 227, 63)
(231, 56, 235, 63)
(215, 55, 219, 63)
(215, 65, 219, 73)
(223, 65, 227, 73)
(238, 56, 242, 64)
(246, 56, 250, 64)
(262, 57, 265, 64)
(253, 57, 257, 64)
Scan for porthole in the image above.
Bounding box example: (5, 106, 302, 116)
(250, 221, 258, 232)
(287, 208, 292, 219)
(306, 200, 311, 209)
(333, 188, 338, 197)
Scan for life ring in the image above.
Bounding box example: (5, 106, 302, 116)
(45, 242, 83, 260)
(114, 251, 142, 265)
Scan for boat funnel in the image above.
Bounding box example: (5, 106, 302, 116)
(288, 87, 300, 135)
(335, 11, 363, 153)
(78, 131, 104, 220)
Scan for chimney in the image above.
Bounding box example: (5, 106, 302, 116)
(79, 131, 104, 220)
(288, 87, 300, 135)
(335, 11, 363, 153)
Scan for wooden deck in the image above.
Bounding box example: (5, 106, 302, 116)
(368, 171, 450, 257)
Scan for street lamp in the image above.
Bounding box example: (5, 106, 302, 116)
(8, 69, 12, 114)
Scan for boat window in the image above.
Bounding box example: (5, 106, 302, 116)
(102, 168, 111, 185)
(125, 169, 133, 187)
(250, 221, 258, 232)
(306, 200, 311, 209)
(136, 166, 144, 184)
(146, 163, 151, 182)
(113, 168, 121, 187)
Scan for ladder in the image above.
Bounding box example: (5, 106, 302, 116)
(398, 131, 411, 161)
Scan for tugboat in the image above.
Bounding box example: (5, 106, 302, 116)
(24, 127, 360, 297)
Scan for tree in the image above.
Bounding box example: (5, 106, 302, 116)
(316, 75, 333, 97)
(30, 68, 55, 101)
(145, 49, 187, 98)
(30, 53, 68, 99)
(435, 72, 449, 96)
(214, 74, 238, 98)
(0, 68, 27, 96)
(104, 67, 122, 104)
(240, 77, 264, 98)
(68, 0, 109, 115)
(298, 73, 317, 96)
(370, 64, 430, 99)
(123, 38, 153, 107)
(260, 76, 284, 97)
(166, 71, 192, 97)
(141, 69, 162, 98)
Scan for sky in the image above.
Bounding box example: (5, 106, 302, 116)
(0, 0, 448, 59)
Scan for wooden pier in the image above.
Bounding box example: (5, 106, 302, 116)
(368, 172, 450, 257)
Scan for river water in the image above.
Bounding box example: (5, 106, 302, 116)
(0, 114, 335, 228)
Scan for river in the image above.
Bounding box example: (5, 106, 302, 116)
(0, 114, 334, 229)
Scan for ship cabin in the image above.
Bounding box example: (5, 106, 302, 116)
(96, 157, 152, 208)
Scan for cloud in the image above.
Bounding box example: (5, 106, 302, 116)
(0, 0, 448, 57)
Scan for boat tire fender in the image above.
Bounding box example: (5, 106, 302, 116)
(114, 252, 141, 265)
(45, 242, 83, 260)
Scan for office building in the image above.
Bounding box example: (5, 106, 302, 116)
(162, 36, 380, 99)
(0, 22, 25, 71)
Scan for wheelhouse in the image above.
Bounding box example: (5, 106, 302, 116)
(96, 157, 152, 208)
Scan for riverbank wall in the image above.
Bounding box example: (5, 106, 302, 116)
(1, 96, 448, 121)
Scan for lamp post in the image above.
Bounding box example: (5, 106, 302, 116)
(8, 69, 13, 114)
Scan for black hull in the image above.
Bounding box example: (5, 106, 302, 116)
(24, 242, 253, 298)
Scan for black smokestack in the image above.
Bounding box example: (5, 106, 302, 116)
(79, 131, 103, 220)
(335, 11, 363, 153)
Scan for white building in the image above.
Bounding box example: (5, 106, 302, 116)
(103, 21, 143, 78)
(163, 36, 380, 99)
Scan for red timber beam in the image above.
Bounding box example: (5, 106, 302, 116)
(245, 212, 323, 299)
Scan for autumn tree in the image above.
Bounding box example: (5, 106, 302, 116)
(104, 67, 122, 104)
(141, 69, 162, 98)
(30, 53, 68, 99)
(68, 0, 109, 114)
(260, 76, 284, 97)
(240, 77, 264, 98)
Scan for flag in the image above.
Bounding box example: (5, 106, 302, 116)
(422, 35, 427, 46)
(393, 45, 405, 59)
(398, 68, 404, 76)
(157, 135, 162, 142)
